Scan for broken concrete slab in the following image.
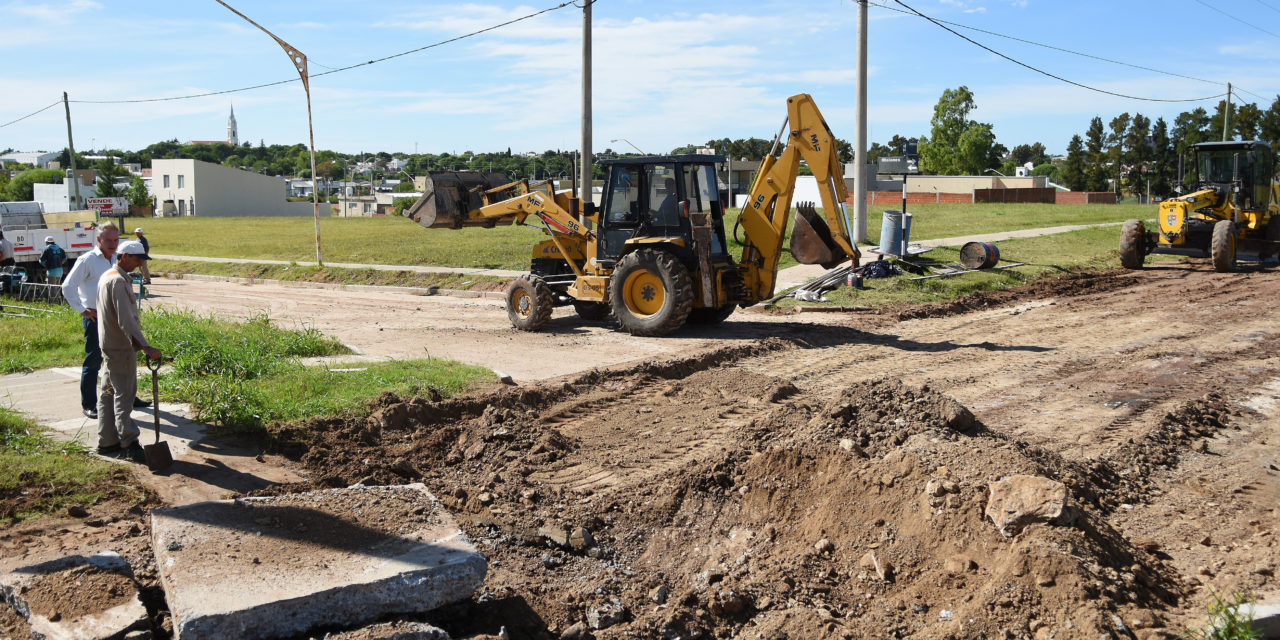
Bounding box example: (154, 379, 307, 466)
(0, 551, 149, 640)
(151, 483, 485, 640)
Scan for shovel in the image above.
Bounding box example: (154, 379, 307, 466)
(143, 357, 172, 472)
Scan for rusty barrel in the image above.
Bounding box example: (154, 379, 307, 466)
(402, 171, 513, 229)
(959, 241, 1000, 269)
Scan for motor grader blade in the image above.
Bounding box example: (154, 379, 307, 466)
(403, 171, 513, 229)
(790, 201, 849, 269)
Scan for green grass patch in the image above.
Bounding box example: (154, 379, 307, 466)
(144, 309, 492, 431)
(0, 299, 84, 374)
(177, 358, 495, 431)
(133, 202, 1152, 272)
(150, 259, 507, 291)
(1184, 591, 1260, 640)
(0, 407, 136, 521)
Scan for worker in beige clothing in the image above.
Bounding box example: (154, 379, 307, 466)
(96, 240, 162, 459)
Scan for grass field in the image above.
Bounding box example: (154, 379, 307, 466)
(131, 201, 1153, 272)
(149, 260, 507, 291)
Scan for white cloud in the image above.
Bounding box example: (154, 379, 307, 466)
(6, 0, 101, 22)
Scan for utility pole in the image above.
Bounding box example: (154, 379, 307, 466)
(1222, 82, 1232, 141)
(63, 92, 82, 213)
(853, 0, 869, 243)
(579, 0, 593, 219)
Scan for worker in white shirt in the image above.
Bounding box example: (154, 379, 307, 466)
(62, 222, 152, 419)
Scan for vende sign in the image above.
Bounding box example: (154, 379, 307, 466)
(87, 197, 128, 215)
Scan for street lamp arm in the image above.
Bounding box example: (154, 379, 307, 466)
(610, 138, 647, 155)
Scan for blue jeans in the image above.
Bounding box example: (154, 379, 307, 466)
(81, 316, 101, 410)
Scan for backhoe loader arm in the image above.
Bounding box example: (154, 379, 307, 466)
(736, 93, 860, 300)
(473, 186, 594, 241)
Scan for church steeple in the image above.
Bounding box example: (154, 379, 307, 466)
(227, 103, 239, 146)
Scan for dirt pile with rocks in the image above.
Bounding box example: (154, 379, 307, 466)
(266, 340, 1236, 639)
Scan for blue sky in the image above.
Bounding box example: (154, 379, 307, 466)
(2, 0, 1278, 158)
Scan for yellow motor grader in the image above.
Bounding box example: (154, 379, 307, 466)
(1121, 140, 1280, 272)
(403, 93, 859, 336)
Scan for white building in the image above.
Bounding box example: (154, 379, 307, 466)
(0, 151, 60, 168)
(151, 159, 312, 217)
(32, 171, 98, 213)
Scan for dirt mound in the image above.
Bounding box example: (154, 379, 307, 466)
(894, 271, 1134, 321)
(268, 347, 1215, 638)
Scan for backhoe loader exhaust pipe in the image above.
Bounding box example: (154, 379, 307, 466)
(403, 171, 513, 229)
(791, 201, 849, 269)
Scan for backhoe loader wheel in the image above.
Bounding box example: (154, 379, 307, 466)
(1211, 219, 1237, 273)
(687, 304, 736, 325)
(572, 301, 610, 321)
(506, 275, 554, 331)
(609, 249, 694, 337)
(1119, 219, 1146, 270)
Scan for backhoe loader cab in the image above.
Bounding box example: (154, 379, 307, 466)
(593, 156, 729, 267)
(1120, 140, 1280, 272)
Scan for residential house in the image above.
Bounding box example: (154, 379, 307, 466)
(151, 158, 313, 217)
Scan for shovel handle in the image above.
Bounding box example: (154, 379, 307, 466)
(149, 360, 162, 444)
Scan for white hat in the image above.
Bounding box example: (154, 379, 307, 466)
(45, 236, 54, 244)
(117, 240, 151, 260)
(134, 227, 144, 234)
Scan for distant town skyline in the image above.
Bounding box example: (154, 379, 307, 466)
(2, 1, 1277, 158)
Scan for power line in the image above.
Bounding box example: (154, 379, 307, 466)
(1195, 0, 1280, 39)
(869, 1, 1221, 86)
(889, 0, 1227, 103)
(1254, 0, 1280, 13)
(68, 0, 578, 105)
(0, 100, 62, 130)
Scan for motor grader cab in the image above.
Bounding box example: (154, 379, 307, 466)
(1120, 140, 1280, 272)
(403, 93, 859, 335)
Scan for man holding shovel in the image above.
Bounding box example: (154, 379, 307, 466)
(96, 240, 161, 460)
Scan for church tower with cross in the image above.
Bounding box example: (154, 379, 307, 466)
(227, 104, 239, 146)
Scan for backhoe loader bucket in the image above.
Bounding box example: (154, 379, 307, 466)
(403, 171, 512, 229)
(790, 202, 849, 269)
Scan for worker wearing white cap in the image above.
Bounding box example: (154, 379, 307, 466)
(39, 236, 66, 284)
(95, 239, 161, 459)
(133, 228, 152, 285)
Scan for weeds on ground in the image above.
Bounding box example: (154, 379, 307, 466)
(1184, 591, 1260, 640)
(0, 407, 131, 521)
(145, 310, 492, 432)
(0, 299, 83, 373)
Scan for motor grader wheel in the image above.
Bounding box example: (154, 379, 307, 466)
(609, 248, 694, 337)
(572, 300, 610, 321)
(505, 274, 554, 331)
(1211, 219, 1237, 273)
(1119, 219, 1146, 270)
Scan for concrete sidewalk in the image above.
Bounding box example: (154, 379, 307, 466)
(774, 221, 1122, 289)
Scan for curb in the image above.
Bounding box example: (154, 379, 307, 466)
(154, 272, 508, 300)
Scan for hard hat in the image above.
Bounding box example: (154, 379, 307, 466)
(45, 236, 54, 244)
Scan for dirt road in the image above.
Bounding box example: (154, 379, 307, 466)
(8, 263, 1279, 639)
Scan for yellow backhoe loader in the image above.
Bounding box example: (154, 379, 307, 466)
(1121, 140, 1280, 272)
(403, 93, 859, 335)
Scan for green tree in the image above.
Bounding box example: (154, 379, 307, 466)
(94, 159, 128, 197)
(1233, 102, 1262, 141)
(125, 175, 151, 208)
(4, 168, 63, 201)
(918, 86, 998, 175)
(393, 181, 417, 193)
(1150, 117, 1173, 197)
(1054, 135, 1085, 189)
(1084, 117, 1109, 191)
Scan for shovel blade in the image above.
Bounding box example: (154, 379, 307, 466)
(145, 442, 173, 472)
(790, 202, 849, 269)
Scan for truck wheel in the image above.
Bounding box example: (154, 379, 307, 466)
(1119, 219, 1146, 270)
(506, 275, 553, 331)
(687, 304, 735, 325)
(572, 301, 610, 321)
(1211, 219, 1236, 273)
(609, 248, 693, 336)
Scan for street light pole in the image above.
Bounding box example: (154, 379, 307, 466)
(610, 138, 646, 155)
